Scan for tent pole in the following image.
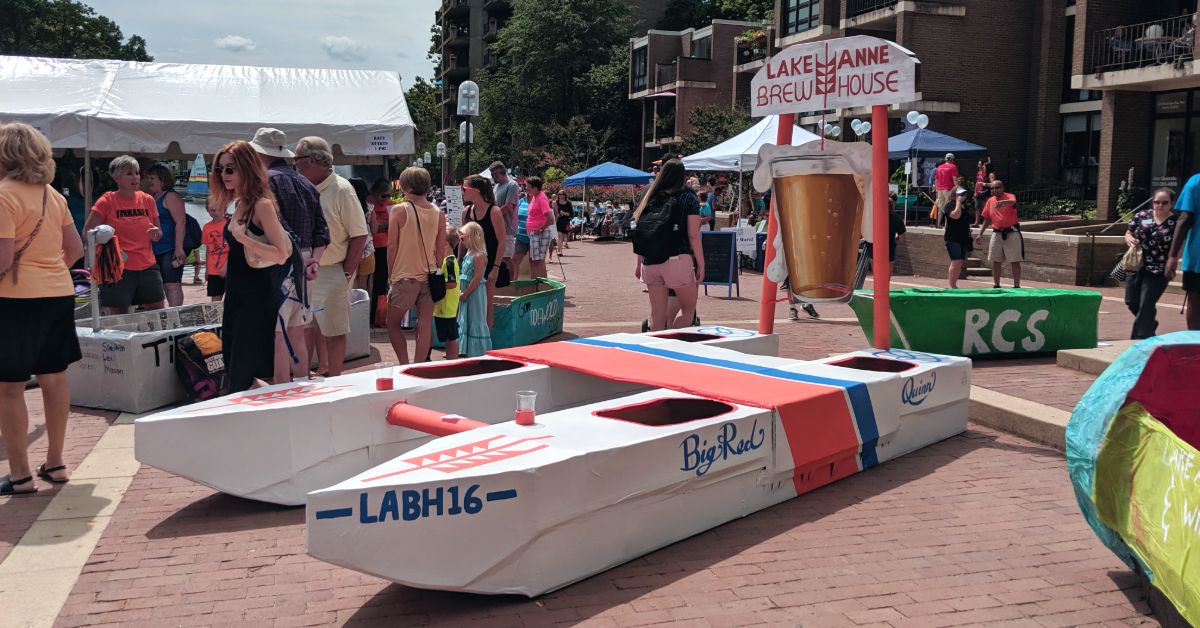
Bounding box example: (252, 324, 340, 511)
(84, 150, 93, 211)
(757, 113, 793, 336)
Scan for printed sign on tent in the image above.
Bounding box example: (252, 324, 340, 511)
(751, 36, 920, 117)
(366, 132, 394, 154)
(444, 186, 464, 227)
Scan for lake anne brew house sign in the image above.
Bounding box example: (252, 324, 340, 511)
(751, 36, 920, 116)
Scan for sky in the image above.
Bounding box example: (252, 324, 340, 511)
(85, 0, 441, 85)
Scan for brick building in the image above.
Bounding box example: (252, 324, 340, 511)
(1072, 0, 1198, 219)
(628, 20, 760, 168)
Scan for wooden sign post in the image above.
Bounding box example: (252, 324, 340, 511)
(750, 36, 920, 350)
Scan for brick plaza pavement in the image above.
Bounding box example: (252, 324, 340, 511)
(3, 238, 1180, 626)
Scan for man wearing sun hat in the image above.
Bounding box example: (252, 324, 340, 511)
(249, 127, 328, 383)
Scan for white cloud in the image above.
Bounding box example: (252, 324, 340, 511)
(214, 35, 257, 52)
(320, 35, 368, 62)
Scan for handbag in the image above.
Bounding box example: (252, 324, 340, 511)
(0, 187, 48, 284)
(1121, 243, 1143, 273)
(495, 259, 512, 288)
(410, 203, 447, 302)
(241, 200, 293, 269)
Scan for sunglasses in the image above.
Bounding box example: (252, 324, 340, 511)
(1152, 200, 1171, 205)
(216, 165, 237, 175)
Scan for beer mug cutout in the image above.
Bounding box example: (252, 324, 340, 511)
(753, 142, 874, 304)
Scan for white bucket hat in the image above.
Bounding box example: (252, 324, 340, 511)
(249, 128, 295, 159)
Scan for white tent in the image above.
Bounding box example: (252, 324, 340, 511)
(1, 56, 416, 157)
(682, 115, 820, 172)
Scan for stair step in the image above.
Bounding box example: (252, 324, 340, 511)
(965, 268, 992, 277)
(1165, 280, 1185, 296)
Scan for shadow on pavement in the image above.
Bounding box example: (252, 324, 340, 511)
(144, 492, 303, 539)
(346, 427, 1009, 624)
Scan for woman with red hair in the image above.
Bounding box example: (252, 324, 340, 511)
(209, 141, 296, 391)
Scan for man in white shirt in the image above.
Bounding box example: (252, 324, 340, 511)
(294, 136, 370, 376)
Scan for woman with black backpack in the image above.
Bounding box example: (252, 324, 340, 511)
(631, 159, 703, 331)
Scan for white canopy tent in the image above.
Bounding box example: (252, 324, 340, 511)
(682, 115, 820, 172)
(1, 55, 416, 158)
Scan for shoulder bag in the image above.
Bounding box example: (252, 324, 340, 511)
(241, 199, 293, 269)
(0, 187, 48, 284)
(411, 204, 447, 302)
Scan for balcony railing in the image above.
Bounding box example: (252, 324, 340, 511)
(655, 64, 677, 89)
(847, 0, 898, 18)
(1015, 185, 1085, 205)
(1090, 14, 1195, 73)
(737, 47, 768, 66)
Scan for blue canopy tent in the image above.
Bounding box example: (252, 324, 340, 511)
(563, 162, 654, 227)
(887, 129, 987, 159)
(888, 129, 987, 223)
(563, 162, 654, 186)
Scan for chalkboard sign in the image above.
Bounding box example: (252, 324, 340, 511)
(700, 231, 739, 298)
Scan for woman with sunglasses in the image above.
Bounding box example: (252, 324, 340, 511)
(1124, 188, 1179, 339)
(209, 141, 297, 391)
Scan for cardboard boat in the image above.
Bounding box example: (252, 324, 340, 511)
(134, 327, 777, 505)
(848, 287, 1102, 357)
(305, 339, 970, 596)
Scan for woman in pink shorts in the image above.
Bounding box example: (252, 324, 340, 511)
(632, 159, 703, 331)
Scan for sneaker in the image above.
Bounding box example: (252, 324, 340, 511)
(641, 319, 650, 333)
(802, 304, 819, 319)
(692, 313, 700, 326)
(789, 307, 800, 321)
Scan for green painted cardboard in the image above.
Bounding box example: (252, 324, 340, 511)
(433, 278, 566, 350)
(847, 287, 1102, 357)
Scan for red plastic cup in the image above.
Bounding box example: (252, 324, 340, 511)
(515, 390, 536, 425)
(375, 361, 395, 391)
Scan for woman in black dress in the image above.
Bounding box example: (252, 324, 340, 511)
(554, 190, 573, 250)
(209, 141, 296, 392)
(461, 175, 506, 327)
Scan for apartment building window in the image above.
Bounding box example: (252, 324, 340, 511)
(781, 0, 820, 37)
(1061, 16, 1101, 103)
(1060, 112, 1100, 199)
(632, 46, 648, 92)
(691, 36, 711, 59)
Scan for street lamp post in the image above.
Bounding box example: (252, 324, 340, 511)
(457, 80, 479, 176)
(436, 141, 447, 186)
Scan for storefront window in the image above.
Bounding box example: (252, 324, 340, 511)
(1151, 117, 1188, 190)
(1060, 113, 1100, 198)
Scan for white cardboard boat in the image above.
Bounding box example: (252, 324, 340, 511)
(134, 327, 777, 505)
(305, 339, 970, 596)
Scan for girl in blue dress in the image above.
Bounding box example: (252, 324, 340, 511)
(457, 222, 492, 357)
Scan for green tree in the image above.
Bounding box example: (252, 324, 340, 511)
(656, 0, 772, 30)
(404, 76, 444, 180)
(680, 105, 751, 155)
(0, 0, 153, 61)
(476, 0, 637, 170)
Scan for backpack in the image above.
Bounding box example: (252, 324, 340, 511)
(632, 192, 687, 265)
(175, 329, 227, 401)
(182, 214, 203, 253)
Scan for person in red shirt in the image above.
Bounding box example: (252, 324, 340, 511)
(367, 179, 392, 326)
(934, 153, 959, 213)
(84, 155, 165, 314)
(201, 203, 228, 301)
(975, 180, 1023, 288)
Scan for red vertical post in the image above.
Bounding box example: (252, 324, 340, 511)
(870, 105, 891, 349)
(757, 114, 795, 336)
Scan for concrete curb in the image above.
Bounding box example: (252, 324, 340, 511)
(1057, 341, 1133, 376)
(969, 385, 1070, 451)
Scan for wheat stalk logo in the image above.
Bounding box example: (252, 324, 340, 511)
(815, 44, 837, 102)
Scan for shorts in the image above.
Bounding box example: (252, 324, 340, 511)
(945, 240, 972, 261)
(308, 264, 352, 336)
(1183, 271, 1200, 293)
(936, 188, 954, 209)
(388, 277, 433, 313)
(278, 277, 313, 328)
(156, 251, 185, 284)
(206, 275, 226, 297)
(504, 235, 517, 260)
(357, 251, 376, 277)
(988, 230, 1025, 263)
(642, 255, 697, 290)
(434, 316, 460, 341)
(0, 296, 81, 382)
(528, 226, 554, 262)
(514, 239, 530, 255)
(99, 267, 165, 309)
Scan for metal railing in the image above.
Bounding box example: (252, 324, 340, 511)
(1090, 14, 1195, 73)
(736, 47, 767, 66)
(1014, 185, 1086, 204)
(655, 64, 677, 88)
(847, 0, 898, 19)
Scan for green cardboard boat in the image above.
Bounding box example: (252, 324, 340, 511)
(433, 278, 566, 350)
(847, 287, 1102, 357)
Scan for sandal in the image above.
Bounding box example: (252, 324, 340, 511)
(0, 475, 37, 496)
(37, 463, 69, 484)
